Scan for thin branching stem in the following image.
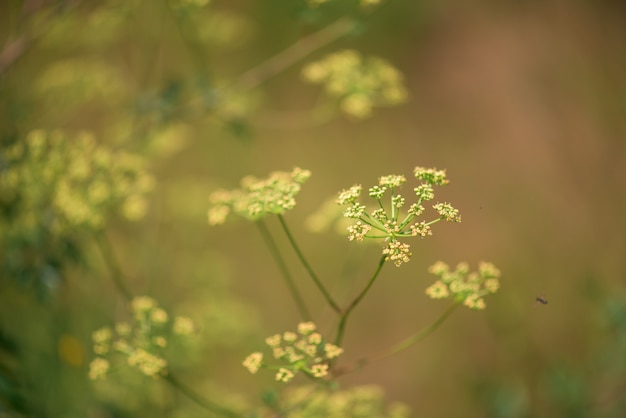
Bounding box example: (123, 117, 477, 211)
(277, 214, 341, 314)
(256, 219, 312, 321)
(333, 301, 460, 377)
(95, 232, 133, 302)
(95, 233, 241, 417)
(378, 300, 460, 360)
(334, 254, 387, 347)
(228, 17, 355, 92)
(165, 375, 243, 418)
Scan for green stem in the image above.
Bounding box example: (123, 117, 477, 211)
(95, 232, 133, 302)
(256, 219, 312, 321)
(228, 17, 355, 92)
(334, 255, 386, 347)
(379, 301, 460, 360)
(277, 214, 341, 314)
(333, 301, 460, 377)
(165, 375, 242, 418)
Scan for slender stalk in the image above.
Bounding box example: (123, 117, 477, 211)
(334, 255, 387, 347)
(256, 219, 312, 321)
(165, 375, 242, 418)
(378, 301, 460, 360)
(228, 17, 355, 92)
(277, 214, 341, 314)
(95, 233, 240, 417)
(333, 301, 460, 377)
(95, 232, 133, 302)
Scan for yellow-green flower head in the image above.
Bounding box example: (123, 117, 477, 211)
(302, 49, 407, 119)
(244, 322, 343, 382)
(242, 352, 263, 374)
(276, 368, 295, 383)
(425, 261, 501, 310)
(88, 296, 195, 381)
(88, 357, 110, 380)
(173, 316, 195, 335)
(0, 130, 153, 231)
(207, 167, 311, 225)
(127, 348, 168, 378)
(337, 166, 459, 266)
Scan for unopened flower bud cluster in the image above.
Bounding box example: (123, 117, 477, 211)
(337, 167, 460, 266)
(89, 296, 195, 380)
(302, 49, 407, 119)
(242, 322, 343, 383)
(425, 261, 501, 310)
(207, 167, 311, 225)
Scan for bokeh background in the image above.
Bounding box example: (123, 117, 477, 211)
(1, 0, 626, 417)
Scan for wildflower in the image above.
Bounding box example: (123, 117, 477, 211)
(311, 364, 329, 378)
(276, 368, 295, 383)
(324, 343, 343, 359)
(297, 322, 316, 335)
(280, 332, 296, 342)
(88, 357, 110, 380)
(247, 323, 343, 383)
(207, 167, 311, 224)
(413, 167, 449, 186)
(153, 336, 167, 348)
(424, 261, 501, 310)
(337, 185, 362, 205)
(379, 175, 406, 188)
(265, 334, 282, 347)
(88, 298, 194, 381)
(302, 50, 407, 119)
(337, 166, 459, 266)
(410, 221, 432, 237)
(382, 240, 412, 267)
(242, 352, 263, 374)
(425, 281, 449, 299)
(347, 221, 371, 242)
(127, 348, 167, 377)
(132, 296, 156, 313)
(150, 308, 169, 324)
(433, 202, 461, 222)
(307, 332, 322, 345)
(173, 316, 195, 335)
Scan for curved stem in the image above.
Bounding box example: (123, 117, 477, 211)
(256, 219, 312, 321)
(228, 17, 355, 92)
(95, 232, 133, 302)
(378, 301, 460, 360)
(277, 214, 341, 314)
(165, 375, 243, 418)
(333, 301, 460, 377)
(334, 255, 387, 347)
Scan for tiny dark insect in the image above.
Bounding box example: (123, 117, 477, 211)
(535, 296, 548, 305)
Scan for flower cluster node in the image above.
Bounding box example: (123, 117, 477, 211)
(336, 166, 459, 266)
(242, 322, 343, 382)
(89, 296, 195, 380)
(425, 261, 501, 310)
(207, 167, 311, 225)
(302, 49, 407, 119)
